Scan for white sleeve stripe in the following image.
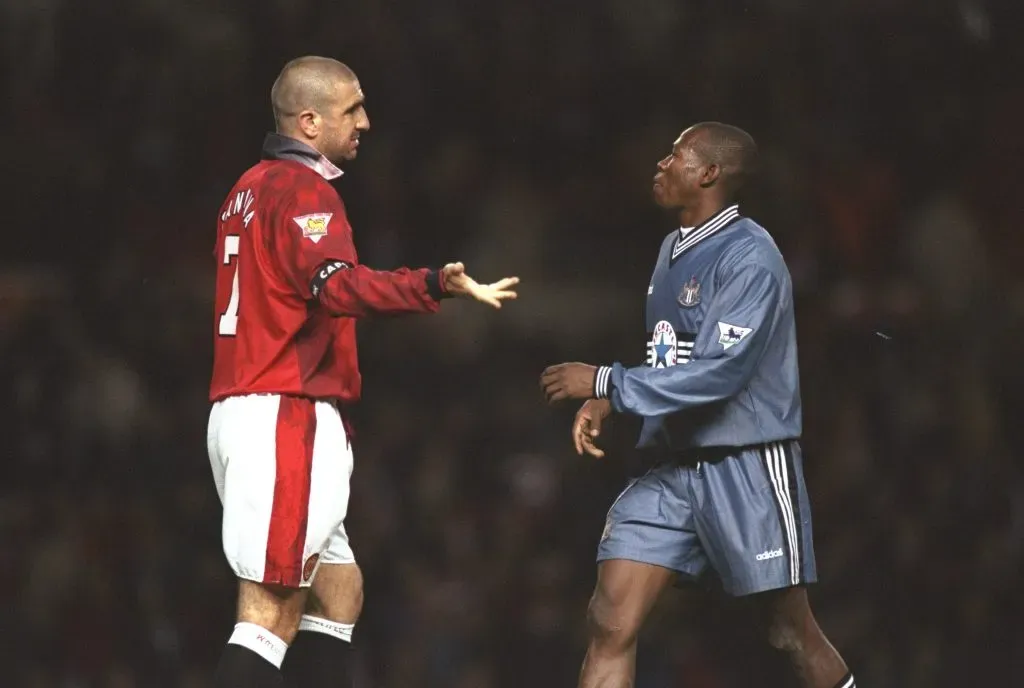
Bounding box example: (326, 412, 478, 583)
(594, 366, 613, 399)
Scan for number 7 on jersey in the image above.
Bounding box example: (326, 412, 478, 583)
(219, 235, 241, 336)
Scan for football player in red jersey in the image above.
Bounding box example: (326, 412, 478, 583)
(208, 56, 519, 688)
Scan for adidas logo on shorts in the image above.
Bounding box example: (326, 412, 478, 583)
(755, 548, 784, 561)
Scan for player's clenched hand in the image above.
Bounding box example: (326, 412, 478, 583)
(540, 362, 597, 404)
(573, 399, 611, 458)
(442, 262, 519, 309)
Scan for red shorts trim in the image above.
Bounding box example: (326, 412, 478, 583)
(264, 396, 316, 586)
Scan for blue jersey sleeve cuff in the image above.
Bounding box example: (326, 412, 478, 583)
(594, 365, 614, 399)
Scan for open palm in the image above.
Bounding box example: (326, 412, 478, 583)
(442, 262, 519, 308)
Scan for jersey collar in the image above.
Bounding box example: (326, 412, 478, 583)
(262, 133, 344, 181)
(671, 204, 741, 262)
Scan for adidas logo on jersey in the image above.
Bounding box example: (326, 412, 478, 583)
(756, 548, 784, 561)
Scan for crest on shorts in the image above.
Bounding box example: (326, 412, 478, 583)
(302, 553, 320, 582)
(649, 320, 677, 368)
(294, 213, 333, 244)
(678, 277, 701, 308)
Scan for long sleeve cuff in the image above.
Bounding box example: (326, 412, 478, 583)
(424, 269, 451, 302)
(594, 365, 614, 399)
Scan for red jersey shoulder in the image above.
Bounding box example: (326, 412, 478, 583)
(260, 161, 345, 211)
(260, 161, 348, 244)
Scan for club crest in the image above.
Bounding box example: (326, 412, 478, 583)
(678, 277, 701, 308)
(303, 553, 320, 582)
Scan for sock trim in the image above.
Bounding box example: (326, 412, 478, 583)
(298, 614, 354, 643)
(227, 622, 288, 669)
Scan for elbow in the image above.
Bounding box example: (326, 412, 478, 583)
(697, 376, 747, 408)
(319, 290, 367, 318)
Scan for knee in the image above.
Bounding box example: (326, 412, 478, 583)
(767, 616, 805, 653)
(766, 603, 820, 654)
(236, 581, 307, 642)
(586, 589, 640, 653)
(763, 587, 822, 654)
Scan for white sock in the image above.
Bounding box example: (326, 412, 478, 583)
(298, 614, 354, 643)
(227, 622, 288, 669)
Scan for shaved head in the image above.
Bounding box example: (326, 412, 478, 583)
(270, 56, 369, 164)
(271, 56, 357, 128)
(684, 122, 758, 193)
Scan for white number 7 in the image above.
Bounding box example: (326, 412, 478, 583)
(219, 235, 241, 336)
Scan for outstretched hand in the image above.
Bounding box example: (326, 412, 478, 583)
(442, 262, 519, 309)
(540, 362, 597, 403)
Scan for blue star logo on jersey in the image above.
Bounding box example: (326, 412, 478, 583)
(654, 333, 673, 367)
(648, 320, 678, 368)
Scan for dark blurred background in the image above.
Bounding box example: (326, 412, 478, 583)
(3, 0, 1023, 686)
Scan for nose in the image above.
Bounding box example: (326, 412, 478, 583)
(657, 155, 671, 171)
(358, 110, 370, 132)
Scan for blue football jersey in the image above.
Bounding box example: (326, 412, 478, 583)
(595, 204, 802, 450)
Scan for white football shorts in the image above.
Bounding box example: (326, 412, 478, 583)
(207, 393, 355, 588)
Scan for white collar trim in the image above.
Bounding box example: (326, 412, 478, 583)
(672, 205, 740, 260)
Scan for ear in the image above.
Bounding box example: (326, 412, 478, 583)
(699, 163, 722, 188)
(296, 110, 321, 139)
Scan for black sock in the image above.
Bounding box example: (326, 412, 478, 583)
(833, 671, 856, 688)
(215, 644, 284, 688)
(282, 629, 353, 687)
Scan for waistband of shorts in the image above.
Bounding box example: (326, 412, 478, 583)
(641, 439, 799, 466)
(213, 393, 356, 440)
(214, 392, 347, 411)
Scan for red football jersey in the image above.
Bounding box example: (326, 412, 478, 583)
(209, 134, 447, 404)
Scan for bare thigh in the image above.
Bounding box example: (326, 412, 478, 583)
(306, 562, 364, 623)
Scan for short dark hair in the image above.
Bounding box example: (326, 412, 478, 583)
(688, 122, 758, 192)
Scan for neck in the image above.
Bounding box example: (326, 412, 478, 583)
(277, 127, 315, 150)
(677, 196, 731, 228)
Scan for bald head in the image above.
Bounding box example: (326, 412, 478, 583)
(270, 56, 369, 164)
(271, 56, 357, 130)
(685, 122, 758, 194)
